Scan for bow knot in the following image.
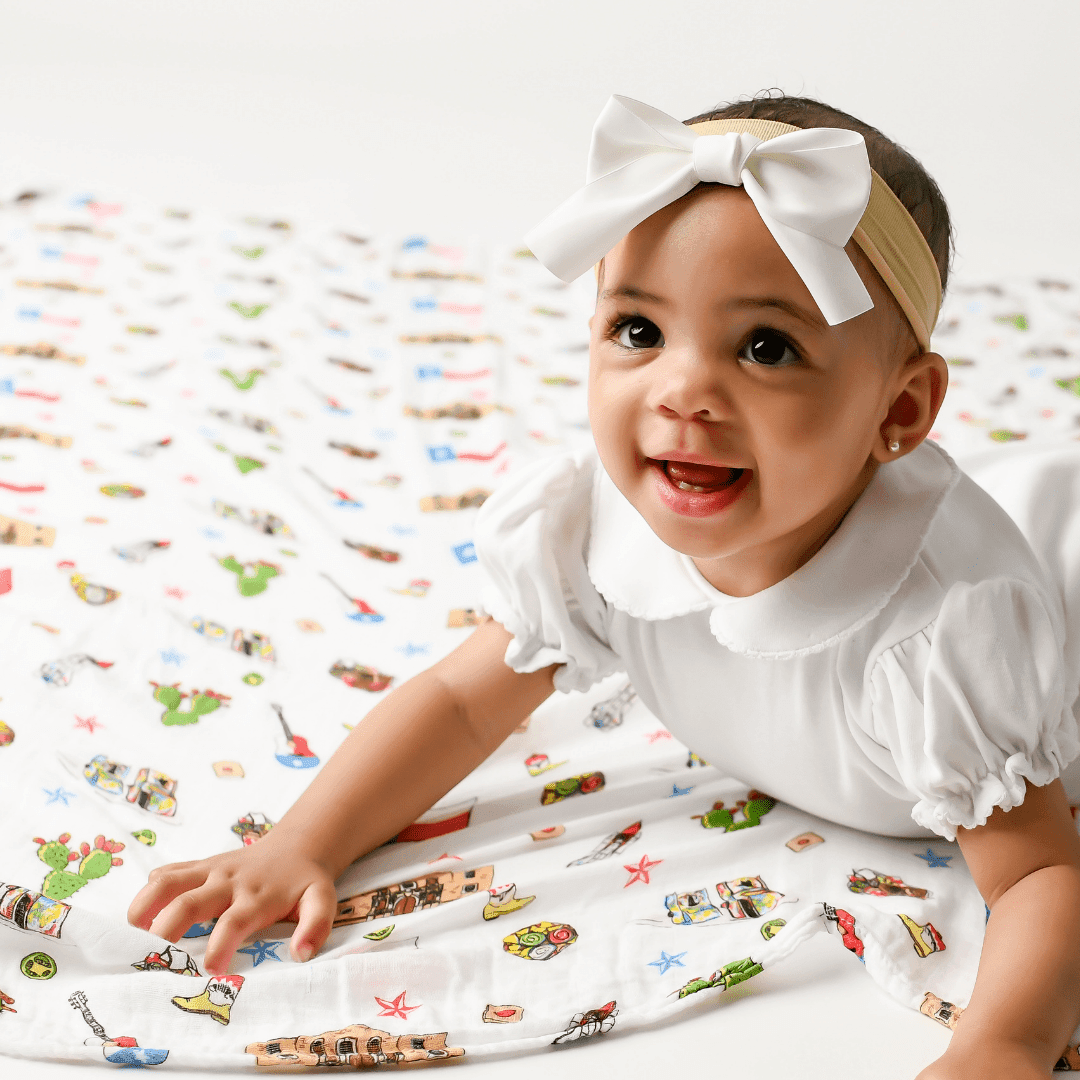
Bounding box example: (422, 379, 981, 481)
(690, 131, 759, 186)
(525, 95, 876, 327)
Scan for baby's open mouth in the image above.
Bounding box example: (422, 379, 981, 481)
(659, 460, 745, 493)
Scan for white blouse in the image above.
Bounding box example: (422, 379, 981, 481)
(474, 439, 1080, 841)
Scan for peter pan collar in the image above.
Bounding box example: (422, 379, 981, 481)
(586, 440, 961, 659)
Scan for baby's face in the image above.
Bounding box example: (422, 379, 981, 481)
(587, 184, 934, 597)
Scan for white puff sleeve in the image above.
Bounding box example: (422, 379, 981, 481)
(473, 451, 624, 695)
(869, 577, 1080, 840)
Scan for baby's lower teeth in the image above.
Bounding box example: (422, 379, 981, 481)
(675, 481, 707, 493)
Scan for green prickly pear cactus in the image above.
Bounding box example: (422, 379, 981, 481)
(701, 791, 776, 832)
(152, 683, 227, 726)
(220, 556, 279, 597)
(33, 833, 125, 900)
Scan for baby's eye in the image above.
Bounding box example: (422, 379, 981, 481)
(612, 317, 664, 350)
(739, 328, 799, 368)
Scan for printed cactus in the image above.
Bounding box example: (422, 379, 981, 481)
(219, 556, 279, 597)
(33, 833, 125, 900)
(151, 682, 231, 726)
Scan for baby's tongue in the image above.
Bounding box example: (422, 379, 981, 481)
(665, 461, 740, 490)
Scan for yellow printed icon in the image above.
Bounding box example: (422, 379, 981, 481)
(898, 913, 946, 958)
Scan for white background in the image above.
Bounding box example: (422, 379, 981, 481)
(0, 4, 1073, 1076)
(2, 0, 1078, 283)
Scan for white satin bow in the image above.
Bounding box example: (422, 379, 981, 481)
(524, 95, 876, 327)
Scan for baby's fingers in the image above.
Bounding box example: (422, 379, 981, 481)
(147, 882, 229, 944)
(127, 864, 211, 931)
(204, 900, 278, 977)
(289, 878, 340, 963)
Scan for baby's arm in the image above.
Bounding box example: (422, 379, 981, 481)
(127, 617, 556, 975)
(917, 778, 1080, 1079)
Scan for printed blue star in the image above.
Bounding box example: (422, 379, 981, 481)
(237, 939, 285, 967)
(159, 648, 187, 666)
(202, 527, 224, 540)
(43, 786, 76, 806)
(669, 783, 694, 797)
(914, 848, 953, 868)
(648, 950, 687, 975)
(396, 642, 430, 657)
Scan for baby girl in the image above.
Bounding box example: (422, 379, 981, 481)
(129, 93, 1080, 1077)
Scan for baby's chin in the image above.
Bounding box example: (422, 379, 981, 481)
(633, 501, 743, 561)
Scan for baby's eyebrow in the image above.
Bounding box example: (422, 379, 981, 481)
(599, 285, 666, 306)
(599, 286, 827, 334)
(729, 297, 827, 332)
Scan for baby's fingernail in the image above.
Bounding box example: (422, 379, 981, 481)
(295, 944, 314, 963)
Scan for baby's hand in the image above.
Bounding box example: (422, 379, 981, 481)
(126, 834, 339, 976)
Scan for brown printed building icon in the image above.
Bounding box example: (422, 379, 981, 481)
(246, 1026, 464, 1067)
(333, 866, 494, 926)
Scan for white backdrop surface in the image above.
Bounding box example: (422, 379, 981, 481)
(1, 0, 1078, 283)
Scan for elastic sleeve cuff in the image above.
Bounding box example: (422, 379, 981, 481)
(910, 708, 1080, 841)
(478, 583, 622, 695)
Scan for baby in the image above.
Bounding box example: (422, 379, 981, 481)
(129, 93, 1080, 1078)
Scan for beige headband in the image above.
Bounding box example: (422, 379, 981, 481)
(687, 118, 942, 351)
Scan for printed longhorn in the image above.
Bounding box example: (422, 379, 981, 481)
(33, 833, 125, 900)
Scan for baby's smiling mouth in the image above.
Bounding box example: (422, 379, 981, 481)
(651, 458, 746, 493)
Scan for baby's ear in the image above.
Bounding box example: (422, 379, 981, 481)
(878, 351, 949, 461)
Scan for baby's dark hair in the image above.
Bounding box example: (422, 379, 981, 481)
(685, 90, 955, 296)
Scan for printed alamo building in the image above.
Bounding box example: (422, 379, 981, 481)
(245, 1026, 464, 1067)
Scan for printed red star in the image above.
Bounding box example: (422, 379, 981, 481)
(644, 730, 672, 743)
(180, 475, 199, 484)
(374, 990, 421, 1020)
(624, 854, 662, 887)
(164, 585, 188, 600)
(74, 714, 102, 734)
(426, 853, 463, 864)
